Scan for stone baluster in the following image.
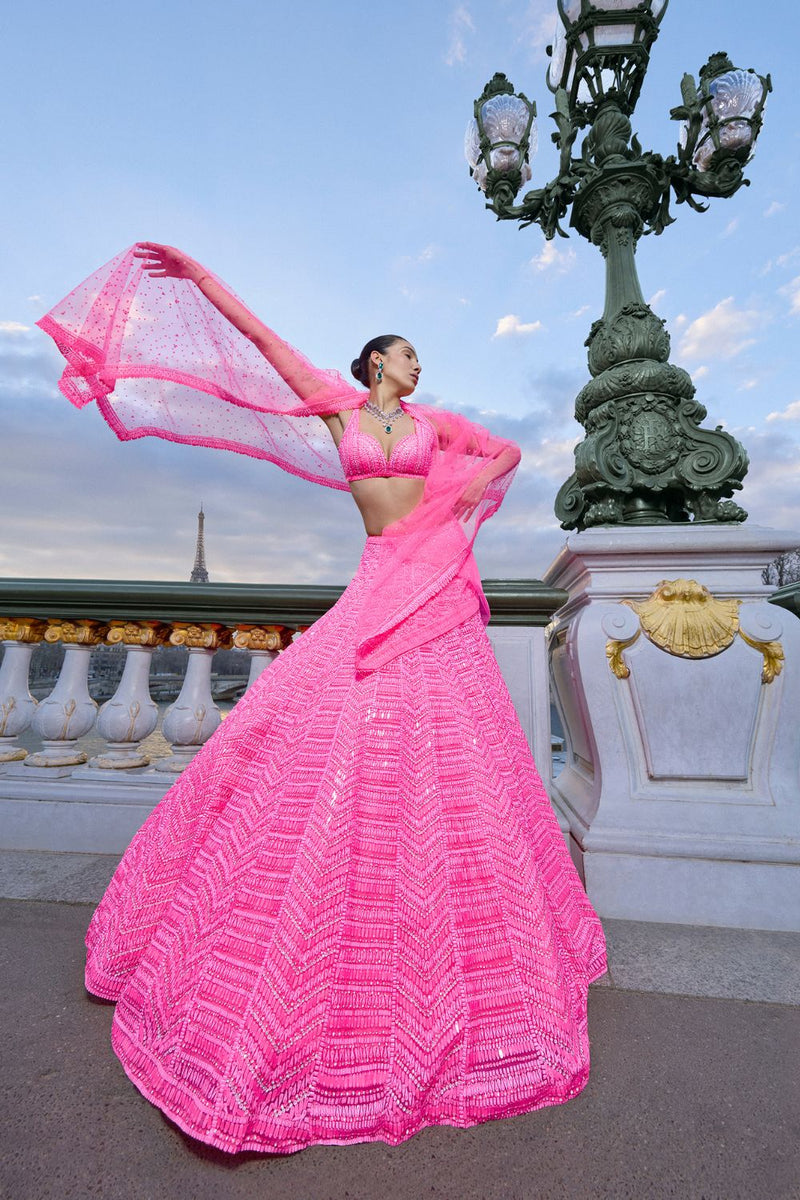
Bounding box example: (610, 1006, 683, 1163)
(88, 621, 169, 770)
(156, 623, 232, 773)
(25, 620, 107, 770)
(0, 619, 47, 763)
(233, 624, 294, 687)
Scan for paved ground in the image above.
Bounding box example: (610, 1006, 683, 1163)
(1, 852, 798, 1200)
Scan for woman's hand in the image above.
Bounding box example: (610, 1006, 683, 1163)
(453, 475, 489, 523)
(133, 242, 204, 284)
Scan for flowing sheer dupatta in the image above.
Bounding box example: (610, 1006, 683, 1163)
(38, 245, 520, 673)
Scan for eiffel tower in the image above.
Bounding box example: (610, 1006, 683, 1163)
(190, 504, 209, 583)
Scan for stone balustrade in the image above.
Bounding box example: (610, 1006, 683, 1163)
(0, 575, 567, 853)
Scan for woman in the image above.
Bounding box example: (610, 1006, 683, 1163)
(39, 243, 607, 1154)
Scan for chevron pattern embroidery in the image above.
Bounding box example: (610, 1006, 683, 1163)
(85, 535, 607, 1154)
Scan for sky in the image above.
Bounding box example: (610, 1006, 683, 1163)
(1, 0, 798, 586)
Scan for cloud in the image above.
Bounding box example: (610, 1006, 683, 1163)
(0, 336, 576, 587)
(444, 5, 475, 66)
(759, 246, 800, 276)
(530, 240, 576, 274)
(766, 400, 800, 423)
(764, 201, 786, 218)
(777, 248, 800, 270)
(570, 305, 591, 319)
(450, 385, 585, 578)
(780, 275, 800, 317)
(512, 0, 558, 65)
(722, 218, 739, 238)
(395, 244, 439, 269)
(12, 321, 792, 592)
(0, 328, 365, 585)
(738, 378, 759, 392)
(493, 314, 544, 338)
(677, 297, 759, 362)
(393, 243, 443, 297)
(693, 365, 710, 379)
(415, 244, 438, 264)
(0, 326, 62, 393)
(726, 425, 800, 534)
(648, 289, 666, 309)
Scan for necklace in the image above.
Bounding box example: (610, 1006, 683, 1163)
(364, 399, 404, 435)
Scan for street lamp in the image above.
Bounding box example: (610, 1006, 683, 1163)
(674, 52, 770, 194)
(466, 3, 771, 530)
(465, 75, 536, 211)
(547, 0, 668, 119)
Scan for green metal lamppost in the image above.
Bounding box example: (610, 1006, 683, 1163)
(466, 1, 771, 530)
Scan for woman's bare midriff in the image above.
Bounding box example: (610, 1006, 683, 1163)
(348, 476, 426, 536)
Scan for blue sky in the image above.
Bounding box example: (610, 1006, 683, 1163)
(1, 0, 797, 584)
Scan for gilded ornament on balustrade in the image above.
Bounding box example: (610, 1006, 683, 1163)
(168, 622, 232, 650)
(233, 625, 292, 653)
(607, 580, 785, 684)
(44, 619, 108, 645)
(107, 620, 170, 647)
(605, 631, 640, 679)
(739, 630, 785, 685)
(0, 618, 47, 644)
(624, 578, 739, 658)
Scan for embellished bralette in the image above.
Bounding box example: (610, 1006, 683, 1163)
(337, 406, 437, 483)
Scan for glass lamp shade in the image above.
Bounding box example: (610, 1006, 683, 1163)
(688, 68, 767, 172)
(465, 91, 537, 195)
(547, 0, 668, 117)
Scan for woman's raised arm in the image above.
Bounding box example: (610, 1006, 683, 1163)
(134, 242, 337, 407)
(419, 407, 520, 521)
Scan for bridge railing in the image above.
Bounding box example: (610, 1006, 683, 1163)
(0, 576, 567, 853)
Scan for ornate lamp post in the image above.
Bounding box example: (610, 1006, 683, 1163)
(466, 2, 771, 531)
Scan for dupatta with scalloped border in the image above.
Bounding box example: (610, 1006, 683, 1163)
(38, 246, 520, 673)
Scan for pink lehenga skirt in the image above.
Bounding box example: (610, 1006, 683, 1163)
(85, 534, 607, 1154)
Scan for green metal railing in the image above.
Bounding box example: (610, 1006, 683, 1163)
(0, 577, 568, 628)
(769, 581, 800, 622)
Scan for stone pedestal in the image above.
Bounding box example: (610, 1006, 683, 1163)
(544, 525, 800, 931)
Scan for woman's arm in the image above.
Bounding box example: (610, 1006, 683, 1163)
(424, 407, 521, 521)
(452, 445, 521, 521)
(426, 408, 520, 467)
(134, 243, 340, 410)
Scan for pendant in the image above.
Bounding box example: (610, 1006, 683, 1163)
(385, 424, 392, 434)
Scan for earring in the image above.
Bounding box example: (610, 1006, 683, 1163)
(376, 360, 384, 383)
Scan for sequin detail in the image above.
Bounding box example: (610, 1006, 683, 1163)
(85, 536, 607, 1155)
(337, 406, 436, 482)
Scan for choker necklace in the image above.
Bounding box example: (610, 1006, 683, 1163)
(364, 399, 404, 435)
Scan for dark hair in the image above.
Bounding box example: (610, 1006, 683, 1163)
(350, 334, 406, 384)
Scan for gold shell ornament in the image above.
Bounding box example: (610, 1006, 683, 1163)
(625, 578, 739, 659)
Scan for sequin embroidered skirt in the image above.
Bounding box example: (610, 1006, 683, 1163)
(85, 535, 607, 1154)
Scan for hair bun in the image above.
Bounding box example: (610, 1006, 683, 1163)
(350, 357, 363, 382)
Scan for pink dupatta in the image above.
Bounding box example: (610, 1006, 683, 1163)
(38, 246, 520, 673)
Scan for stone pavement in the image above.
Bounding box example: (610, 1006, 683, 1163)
(1, 850, 798, 1200)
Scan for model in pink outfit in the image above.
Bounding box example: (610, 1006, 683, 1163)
(39, 242, 607, 1154)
